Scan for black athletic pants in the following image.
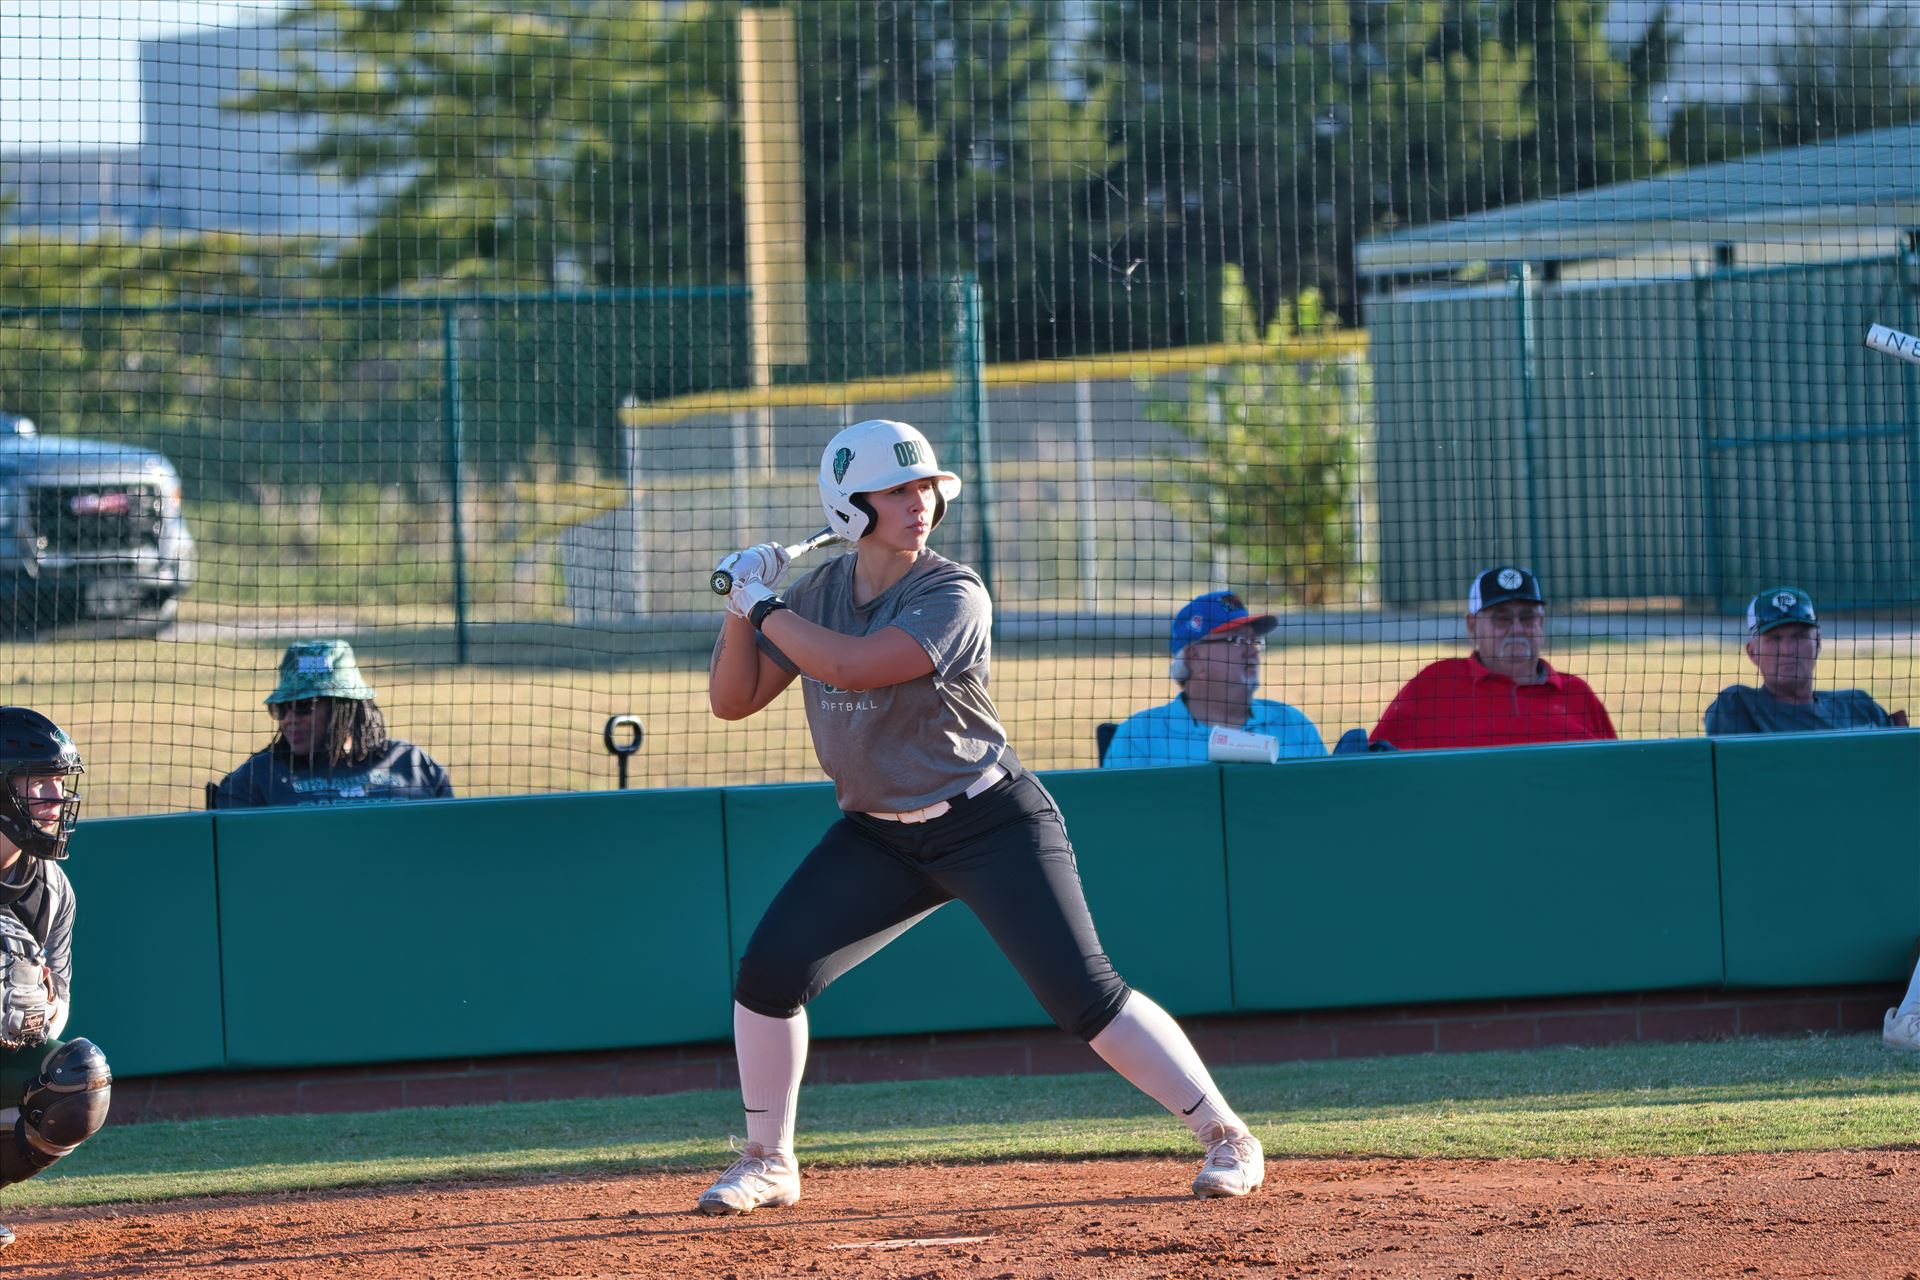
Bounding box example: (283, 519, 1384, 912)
(733, 768, 1132, 1041)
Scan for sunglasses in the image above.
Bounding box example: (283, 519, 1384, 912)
(271, 698, 324, 719)
(1196, 634, 1265, 652)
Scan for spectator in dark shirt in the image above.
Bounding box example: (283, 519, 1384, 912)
(1704, 587, 1908, 736)
(214, 640, 453, 809)
(1700, 588, 1914, 1054)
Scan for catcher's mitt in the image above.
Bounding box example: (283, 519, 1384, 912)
(0, 913, 53, 1051)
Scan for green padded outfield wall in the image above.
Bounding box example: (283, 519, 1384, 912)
(1041, 767, 1233, 1015)
(1716, 730, 1920, 986)
(719, 767, 1233, 1041)
(1222, 740, 1725, 1011)
(215, 789, 732, 1068)
(62, 812, 225, 1077)
(57, 736, 1920, 1082)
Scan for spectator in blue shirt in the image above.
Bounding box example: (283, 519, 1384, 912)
(1103, 591, 1325, 768)
(1704, 588, 1908, 736)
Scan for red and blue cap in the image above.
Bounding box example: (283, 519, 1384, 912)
(1170, 590, 1278, 656)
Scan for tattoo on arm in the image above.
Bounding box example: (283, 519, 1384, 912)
(710, 629, 727, 678)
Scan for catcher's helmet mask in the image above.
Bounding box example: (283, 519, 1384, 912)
(818, 420, 962, 542)
(0, 708, 83, 863)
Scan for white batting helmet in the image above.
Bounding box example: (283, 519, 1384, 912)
(817, 419, 962, 542)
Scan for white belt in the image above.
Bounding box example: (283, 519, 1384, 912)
(866, 764, 1007, 824)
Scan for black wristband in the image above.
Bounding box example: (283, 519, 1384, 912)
(749, 596, 788, 631)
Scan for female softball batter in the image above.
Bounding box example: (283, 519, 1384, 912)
(698, 418, 1263, 1214)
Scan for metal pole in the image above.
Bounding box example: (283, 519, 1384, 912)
(1341, 353, 1372, 605)
(1690, 264, 1725, 605)
(1899, 231, 1920, 582)
(951, 274, 993, 593)
(740, 4, 808, 509)
(1206, 376, 1228, 586)
(1074, 378, 1097, 610)
(731, 409, 753, 546)
(1514, 264, 1542, 572)
(603, 714, 644, 790)
(441, 304, 471, 665)
(618, 397, 647, 615)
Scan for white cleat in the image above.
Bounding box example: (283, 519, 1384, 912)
(1191, 1123, 1265, 1198)
(695, 1139, 801, 1216)
(1885, 1008, 1920, 1052)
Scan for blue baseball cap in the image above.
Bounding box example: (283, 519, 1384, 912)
(1170, 591, 1278, 656)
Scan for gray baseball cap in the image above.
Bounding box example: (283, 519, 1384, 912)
(266, 639, 377, 704)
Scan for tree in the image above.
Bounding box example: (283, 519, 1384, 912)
(239, 2, 1146, 358)
(1095, 2, 1342, 336)
(233, 0, 739, 292)
(1498, 0, 1671, 197)
(0, 231, 419, 493)
(1098, 1, 1672, 328)
(1665, 1, 1920, 167)
(1147, 275, 1361, 603)
(225, 0, 1673, 352)
(795, 0, 1139, 360)
(1760, 0, 1920, 146)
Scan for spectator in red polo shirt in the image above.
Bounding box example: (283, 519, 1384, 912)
(1369, 566, 1616, 751)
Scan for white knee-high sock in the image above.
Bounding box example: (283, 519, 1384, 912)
(1898, 960, 1920, 1019)
(733, 1002, 807, 1156)
(1088, 991, 1246, 1142)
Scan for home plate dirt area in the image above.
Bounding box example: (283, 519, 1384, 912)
(7, 1150, 1918, 1278)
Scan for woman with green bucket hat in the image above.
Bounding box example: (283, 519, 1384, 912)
(211, 640, 453, 809)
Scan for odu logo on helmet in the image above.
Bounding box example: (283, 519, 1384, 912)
(1773, 592, 1798, 611)
(816, 419, 961, 543)
(1497, 568, 1524, 590)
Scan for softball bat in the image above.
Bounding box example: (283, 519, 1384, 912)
(1865, 323, 1920, 366)
(709, 528, 839, 595)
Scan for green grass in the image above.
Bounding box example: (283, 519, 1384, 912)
(17, 1033, 1919, 1208)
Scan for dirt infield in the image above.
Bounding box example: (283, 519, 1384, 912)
(8, 1149, 1917, 1278)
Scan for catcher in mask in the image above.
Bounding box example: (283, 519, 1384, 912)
(0, 708, 112, 1249)
(213, 639, 453, 809)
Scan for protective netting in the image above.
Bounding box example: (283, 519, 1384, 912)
(1, 1, 1917, 813)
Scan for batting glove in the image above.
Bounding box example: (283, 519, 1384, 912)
(726, 577, 775, 621)
(714, 542, 792, 591)
(728, 579, 787, 630)
(723, 577, 754, 620)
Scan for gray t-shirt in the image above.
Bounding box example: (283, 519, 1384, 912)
(1704, 684, 1894, 736)
(759, 548, 1007, 814)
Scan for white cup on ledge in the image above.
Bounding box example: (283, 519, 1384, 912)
(1207, 727, 1279, 764)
